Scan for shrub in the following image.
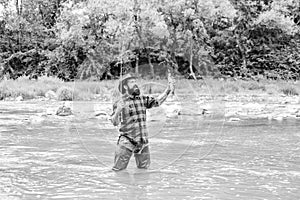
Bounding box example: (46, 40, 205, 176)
(265, 84, 279, 95)
(56, 86, 74, 101)
(22, 90, 36, 100)
(39, 75, 64, 85)
(242, 82, 266, 91)
(220, 81, 239, 93)
(281, 86, 299, 96)
(0, 84, 9, 100)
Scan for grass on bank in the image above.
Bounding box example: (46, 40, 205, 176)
(0, 75, 299, 101)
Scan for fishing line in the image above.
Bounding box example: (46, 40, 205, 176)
(195, 78, 227, 161)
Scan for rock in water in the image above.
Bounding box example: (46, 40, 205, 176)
(228, 117, 241, 122)
(296, 109, 300, 118)
(56, 104, 73, 116)
(45, 90, 57, 100)
(161, 102, 181, 118)
(202, 108, 212, 115)
(273, 115, 284, 121)
(15, 96, 23, 101)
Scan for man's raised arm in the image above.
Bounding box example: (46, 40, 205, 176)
(144, 76, 175, 108)
(157, 75, 175, 105)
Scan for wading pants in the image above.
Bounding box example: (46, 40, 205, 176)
(112, 144, 150, 171)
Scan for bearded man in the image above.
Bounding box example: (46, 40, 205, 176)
(111, 73, 175, 171)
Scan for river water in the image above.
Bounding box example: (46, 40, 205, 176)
(0, 101, 299, 200)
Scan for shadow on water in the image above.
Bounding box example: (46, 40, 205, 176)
(0, 102, 300, 199)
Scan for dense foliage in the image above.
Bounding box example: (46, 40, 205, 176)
(0, 0, 299, 81)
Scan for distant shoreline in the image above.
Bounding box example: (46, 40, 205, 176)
(0, 76, 299, 102)
(1, 75, 299, 121)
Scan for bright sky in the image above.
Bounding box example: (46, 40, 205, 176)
(0, 4, 4, 18)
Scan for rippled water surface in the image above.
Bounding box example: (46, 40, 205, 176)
(1, 101, 300, 200)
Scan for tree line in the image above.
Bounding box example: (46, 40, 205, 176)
(0, 0, 299, 81)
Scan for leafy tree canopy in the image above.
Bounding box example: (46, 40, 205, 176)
(0, 0, 299, 81)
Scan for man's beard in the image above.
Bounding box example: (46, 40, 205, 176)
(128, 85, 140, 96)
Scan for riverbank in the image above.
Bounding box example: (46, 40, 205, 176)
(1, 75, 299, 101)
(1, 76, 300, 121)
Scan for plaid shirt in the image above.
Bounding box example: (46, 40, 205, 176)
(111, 90, 170, 149)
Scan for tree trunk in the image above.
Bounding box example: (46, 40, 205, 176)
(148, 55, 155, 79)
(169, 14, 179, 75)
(135, 57, 139, 74)
(20, 0, 22, 15)
(236, 35, 247, 76)
(16, 0, 19, 15)
(16, 0, 22, 51)
(189, 38, 196, 80)
(15, 0, 22, 15)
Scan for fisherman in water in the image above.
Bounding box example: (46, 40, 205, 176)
(111, 73, 175, 171)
